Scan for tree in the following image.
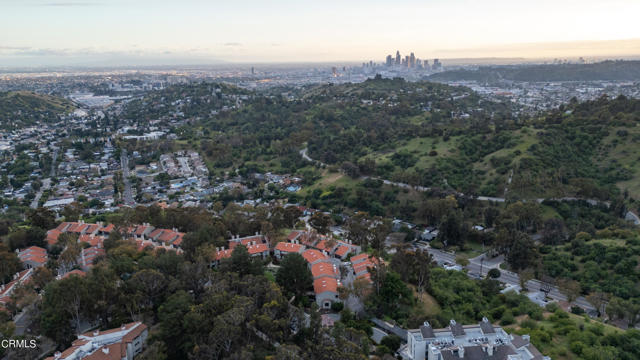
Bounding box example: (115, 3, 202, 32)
(341, 161, 360, 178)
(157, 290, 193, 359)
(488, 268, 501, 279)
(127, 269, 168, 312)
(40, 276, 89, 345)
(276, 253, 312, 300)
(0, 244, 21, 284)
(309, 212, 333, 234)
(345, 212, 372, 248)
(542, 218, 567, 245)
(586, 291, 609, 317)
(284, 206, 303, 228)
(437, 210, 467, 248)
(27, 207, 56, 230)
(504, 231, 538, 271)
(557, 278, 581, 303)
(367, 271, 413, 320)
(519, 268, 535, 291)
(220, 244, 263, 277)
(606, 296, 626, 321)
(390, 248, 432, 295)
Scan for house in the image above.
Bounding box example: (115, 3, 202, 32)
(78, 234, 104, 248)
(17, 246, 48, 268)
(302, 249, 329, 265)
(274, 241, 304, 259)
(0, 269, 34, 306)
(350, 253, 379, 282)
(314, 278, 340, 309)
(46, 321, 148, 360)
(79, 247, 105, 271)
(211, 247, 233, 267)
(311, 262, 339, 280)
(400, 318, 548, 360)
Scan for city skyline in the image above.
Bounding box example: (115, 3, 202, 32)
(1, 0, 640, 66)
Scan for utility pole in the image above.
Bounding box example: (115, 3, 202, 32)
(480, 256, 484, 277)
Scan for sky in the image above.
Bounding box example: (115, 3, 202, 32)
(1, 0, 640, 66)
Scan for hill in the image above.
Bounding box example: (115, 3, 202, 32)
(124, 78, 640, 202)
(428, 60, 640, 83)
(0, 91, 74, 129)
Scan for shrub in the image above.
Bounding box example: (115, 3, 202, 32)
(570, 306, 584, 315)
(331, 301, 344, 312)
(520, 318, 538, 330)
(500, 310, 515, 325)
(488, 268, 501, 279)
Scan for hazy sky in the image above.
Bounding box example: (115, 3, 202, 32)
(2, 0, 640, 66)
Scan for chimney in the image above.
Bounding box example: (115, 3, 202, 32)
(121, 324, 126, 330)
(102, 347, 109, 354)
(458, 346, 465, 358)
(522, 335, 530, 342)
(487, 343, 494, 356)
(54, 351, 62, 359)
(93, 330, 99, 336)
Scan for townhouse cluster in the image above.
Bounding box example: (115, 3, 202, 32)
(275, 230, 365, 309)
(0, 246, 49, 311)
(46, 221, 185, 273)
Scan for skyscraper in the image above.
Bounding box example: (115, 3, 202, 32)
(432, 59, 442, 70)
(395, 50, 401, 65)
(409, 52, 416, 68)
(404, 55, 410, 67)
(386, 55, 393, 66)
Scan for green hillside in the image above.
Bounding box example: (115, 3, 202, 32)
(125, 78, 640, 202)
(0, 91, 74, 129)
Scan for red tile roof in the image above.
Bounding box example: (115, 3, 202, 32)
(215, 248, 233, 261)
(302, 249, 328, 264)
(79, 234, 104, 248)
(275, 242, 303, 253)
(62, 270, 86, 279)
(311, 262, 339, 279)
(84, 224, 101, 234)
(334, 245, 350, 257)
(46, 229, 62, 245)
(313, 278, 339, 294)
(350, 253, 370, 264)
(101, 224, 115, 233)
(246, 243, 269, 255)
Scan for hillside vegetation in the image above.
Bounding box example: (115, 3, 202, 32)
(0, 91, 74, 129)
(125, 78, 640, 204)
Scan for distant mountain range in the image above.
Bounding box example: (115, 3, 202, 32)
(429, 60, 640, 82)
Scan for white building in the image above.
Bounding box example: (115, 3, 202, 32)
(401, 318, 548, 360)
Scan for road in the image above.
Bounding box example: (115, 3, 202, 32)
(30, 178, 51, 209)
(120, 149, 135, 206)
(50, 147, 58, 177)
(30, 148, 58, 208)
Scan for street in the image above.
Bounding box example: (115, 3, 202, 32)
(120, 149, 135, 206)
